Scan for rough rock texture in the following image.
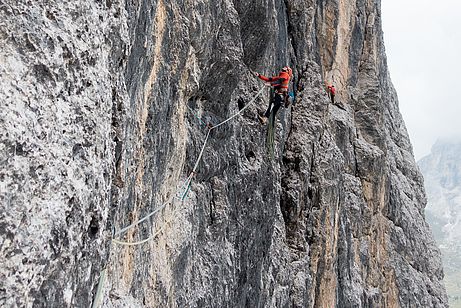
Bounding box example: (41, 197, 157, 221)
(0, 0, 448, 307)
(0, 1, 127, 307)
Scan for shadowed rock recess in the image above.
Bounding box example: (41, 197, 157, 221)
(0, 0, 447, 307)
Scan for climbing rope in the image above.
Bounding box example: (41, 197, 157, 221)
(113, 197, 172, 237)
(176, 172, 194, 201)
(111, 86, 266, 246)
(111, 201, 182, 246)
(91, 269, 106, 308)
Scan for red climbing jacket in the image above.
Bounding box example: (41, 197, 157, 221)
(257, 66, 292, 92)
(328, 85, 336, 95)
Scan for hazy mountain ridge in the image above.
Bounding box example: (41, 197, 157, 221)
(419, 140, 461, 245)
(419, 140, 461, 307)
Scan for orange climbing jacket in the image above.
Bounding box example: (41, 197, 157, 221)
(257, 66, 292, 92)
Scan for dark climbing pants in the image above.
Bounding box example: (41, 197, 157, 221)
(264, 92, 284, 121)
(330, 93, 335, 104)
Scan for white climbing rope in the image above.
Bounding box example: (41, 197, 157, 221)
(91, 269, 106, 308)
(210, 86, 265, 130)
(176, 172, 194, 200)
(112, 86, 265, 246)
(113, 198, 172, 237)
(191, 129, 211, 173)
(111, 205, 181, 246)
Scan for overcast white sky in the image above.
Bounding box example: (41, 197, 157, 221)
(381, 0, 461, 160)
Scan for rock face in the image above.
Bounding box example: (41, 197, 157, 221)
(0, 0, 447, 307)
(419, 140, 461, 307)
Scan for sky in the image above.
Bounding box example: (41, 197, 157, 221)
(381, 0, 461, 160)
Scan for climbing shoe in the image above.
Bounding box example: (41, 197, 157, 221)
(334, 102, 346, 110)
(285, 99, 291, 108)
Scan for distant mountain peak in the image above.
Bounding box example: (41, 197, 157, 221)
(419, 140, 461, 306)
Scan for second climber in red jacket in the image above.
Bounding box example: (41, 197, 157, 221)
(255, 66, 292, 124)
(327, 84, 336, 104)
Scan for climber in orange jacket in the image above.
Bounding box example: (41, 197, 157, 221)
(255, 66, 292, 124)
(327, 84, 335, 104)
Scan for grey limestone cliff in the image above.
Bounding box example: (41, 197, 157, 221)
(0, 0, 447, 307)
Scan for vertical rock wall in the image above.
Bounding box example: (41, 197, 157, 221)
(0, 1, 127, 307)
(0, 0, 447, 307)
